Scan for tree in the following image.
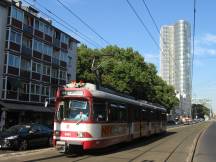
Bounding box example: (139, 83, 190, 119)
(77, 44, 179, 110)
(192, 104, 210, 119)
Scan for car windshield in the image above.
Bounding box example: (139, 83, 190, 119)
(6, 125, 30, 133)
(59, 100, 89, 121)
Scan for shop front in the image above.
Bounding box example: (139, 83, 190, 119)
(0, 101, 54, 131)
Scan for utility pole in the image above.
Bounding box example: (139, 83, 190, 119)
(90, 54, 114, 89)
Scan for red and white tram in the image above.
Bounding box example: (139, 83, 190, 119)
(53, 82, 167, 152)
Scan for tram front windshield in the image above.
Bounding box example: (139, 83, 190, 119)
(57, 99, 89, 121)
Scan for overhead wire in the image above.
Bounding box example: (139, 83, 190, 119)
(56, 0, 110, 45)
(126, 0, 160, 49)
(33, 0, 103, 48)
(141, 0, 160, 34)
(192, 0, 196, 82)
(22, 0, 101, 48)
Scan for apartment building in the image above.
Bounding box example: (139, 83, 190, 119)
(160, 20, 192, 116)
(0, 0, 79, 129)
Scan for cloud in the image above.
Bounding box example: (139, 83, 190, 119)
(203, 33, 216, 44)
(193, 59, 204, 67)
(195, 46, 216, 56)
(142, 53, 160, 68)
(195, 33, 216, 57)
(143, 53, 159, 62)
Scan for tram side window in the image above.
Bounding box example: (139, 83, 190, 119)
(93, 103, 107, 122)
(158, 111, 162, 122)
(141, 108, 148, 122)
(133, 107, 140, 122)
(109, 104, 127, 123)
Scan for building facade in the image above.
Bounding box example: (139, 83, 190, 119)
(0, 0, 79, 130)
(160, 20, 192, 116)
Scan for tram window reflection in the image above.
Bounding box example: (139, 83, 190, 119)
(93, 103, 107, 122)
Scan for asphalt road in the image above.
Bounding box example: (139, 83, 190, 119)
(0, 122, 210, 162)
(193, 120, 216, 162)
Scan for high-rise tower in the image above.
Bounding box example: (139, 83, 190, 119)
(160, 20, 192, 116)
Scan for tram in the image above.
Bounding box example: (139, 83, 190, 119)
(53, 81, 167, 152)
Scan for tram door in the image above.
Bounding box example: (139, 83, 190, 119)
(128, 105, 133, 140)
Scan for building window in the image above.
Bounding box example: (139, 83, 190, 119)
(24, 14, 33, 26)
(7, 77, 20, 92)
(20, 59, 31, 71)
(43, 65, 51, 76)
(20, 83, 29, 94)
(61, 33, 69, 44)
(42, 86, 49, 96)
(32, 62, 41, 73)
(54, 31, 60, 40)
(59, 70, 66, 80)
(68, 56, 72, 66)
(11, 6, 23, 22)
(33, 39, 43, 53)
(44, 24, 52, 36)
(51, 68, 58, 78)
(23, 36, 32, 48)
(60, 51, 67, 62)
(35, 20, 44, 32)
(10, 30, 21, 44)
(51, 87, 57, 97)
(69, 41, 73, 50)
(31, 84, 40, 95)
(43, 44, 52, 56)
(8, 54, 20, 68)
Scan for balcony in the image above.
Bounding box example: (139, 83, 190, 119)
(20, 70, 30, 79)
(34, 29, 43, 39)
(61, 42, 68, 51)
(10, 42, 20, 52)
(60, 61, 67, 68)
(45, 34, 52, 43)
(53, 39, 60, 49)
(11, 18, 22, 30)
(21, 46, 32, 58)
(33, 50, 42, 60)
(43, 55, 51, 63)
(23, 24, 33, 35)
(52, 58, 59, 66)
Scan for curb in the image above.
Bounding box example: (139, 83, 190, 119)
(186, 122, 211, 162)
(0, 147, 55, 159)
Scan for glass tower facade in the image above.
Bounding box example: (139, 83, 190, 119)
(160, 20, 192, 116)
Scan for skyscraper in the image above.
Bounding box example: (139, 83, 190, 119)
(160, 20, 192, 116)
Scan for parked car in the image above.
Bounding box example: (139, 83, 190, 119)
(167, 120, 179, 125)
(0, 123, 53, 151)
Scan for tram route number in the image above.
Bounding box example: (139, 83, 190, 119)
(101, 125, 112, 137)
(101, 125, 127, 137)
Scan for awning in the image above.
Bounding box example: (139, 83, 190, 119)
(0, 101, 54, 113)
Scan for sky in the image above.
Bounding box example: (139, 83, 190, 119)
(23, 0, 216, 112)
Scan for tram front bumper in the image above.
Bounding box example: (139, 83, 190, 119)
(56, 140, 82, 153)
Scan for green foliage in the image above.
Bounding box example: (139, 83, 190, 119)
(77, 44, 179, 110)
(192, 104, 210, 119)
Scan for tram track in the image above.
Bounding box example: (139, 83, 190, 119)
(127, 122, 209, 162)
(0, 122, 210, 162)
(51, 123, 209, 162)
(189, 122, 212, 162)
(71, 123, 203, 162)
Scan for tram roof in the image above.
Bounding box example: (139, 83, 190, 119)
(65, 82, 166, 112)
(91, 89, 166, 112)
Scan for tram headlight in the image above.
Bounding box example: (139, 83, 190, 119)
(77, 132, 83, 138)
(55, 131, 60, 137)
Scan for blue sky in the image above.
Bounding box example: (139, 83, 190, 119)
(24, 0, 216, 112)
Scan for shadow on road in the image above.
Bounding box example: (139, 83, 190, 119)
(85, 131, 176, 156)
(22, 131, 176, 162)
